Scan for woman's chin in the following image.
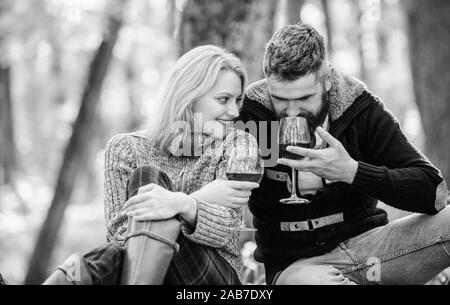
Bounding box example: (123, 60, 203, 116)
(203, 121, 229, 139)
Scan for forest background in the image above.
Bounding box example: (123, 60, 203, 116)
(0, 0, 449, 284)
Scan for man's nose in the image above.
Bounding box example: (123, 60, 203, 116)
(286, 102, 301, 117)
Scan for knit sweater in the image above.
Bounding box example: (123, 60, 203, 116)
(103, 128, 258, 276)
(241, 70, 448, 283)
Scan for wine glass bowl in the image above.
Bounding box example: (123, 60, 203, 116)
(225, 143, 264, 231)
(278, 117, 312, 204)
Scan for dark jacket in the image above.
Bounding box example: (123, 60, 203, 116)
(239, 71, 448, 283)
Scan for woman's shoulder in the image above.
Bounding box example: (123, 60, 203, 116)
(105, 132, 154, 160)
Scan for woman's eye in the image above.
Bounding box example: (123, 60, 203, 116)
(218, 97, 229, 104)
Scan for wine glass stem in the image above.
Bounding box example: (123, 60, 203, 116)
(291, 168, 298, 198)
(241, 205, 246, 226)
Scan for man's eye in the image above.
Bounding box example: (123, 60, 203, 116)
(271, 97, 283, 103)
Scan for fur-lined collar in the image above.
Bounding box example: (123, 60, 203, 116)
(245, 69, 367, 121)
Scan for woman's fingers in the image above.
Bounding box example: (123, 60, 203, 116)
(123, 192, 152, 209)
(137, 183, 158, 194)
(125, 201, 152, 212)
(227, 180, 260, 190)
(134, 214, 155, 222)
(232, 190, 252, 198)
(124, 184, 159, 208)
(232, 197, 249, 205)
(126, 208, 150, 217)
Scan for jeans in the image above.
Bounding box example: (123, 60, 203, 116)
(275, 206, 450, 285)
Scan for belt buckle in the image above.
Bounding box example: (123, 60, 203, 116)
(307, 219, 315, 231)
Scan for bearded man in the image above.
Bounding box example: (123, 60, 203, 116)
(239, 23, 449, 285)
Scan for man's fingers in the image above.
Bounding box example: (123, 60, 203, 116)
(286, 146, 318, 158)
(277, 158, 311, 170)
(317, 127, 340, 147)
(227, 180, 260, 190)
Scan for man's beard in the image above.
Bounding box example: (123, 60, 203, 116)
(278, 90, 330, 128)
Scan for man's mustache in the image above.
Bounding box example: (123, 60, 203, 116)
(279, 112, 310, 118)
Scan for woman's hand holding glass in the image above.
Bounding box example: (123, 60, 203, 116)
(225, 144, 264, 231)
(124, 179, 259, 223)
(190, 179, 259, 208)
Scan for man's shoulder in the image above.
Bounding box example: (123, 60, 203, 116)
(246, 79, 269, 97)
(245, 79, 274, 111)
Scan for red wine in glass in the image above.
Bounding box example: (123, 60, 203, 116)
(278, 117, 312, 204)
(225, 144, 264, 232)
(279, 142, 310, 160)
(226, 172, 263, 183)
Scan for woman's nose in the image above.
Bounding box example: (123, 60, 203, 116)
(227, 102, 239, 118)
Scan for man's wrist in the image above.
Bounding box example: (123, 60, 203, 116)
(345, 159, 358, 184)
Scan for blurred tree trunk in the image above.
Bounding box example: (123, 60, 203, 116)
(125, 50, 143, 131)
(0, 3, 16, 186)
(376, 0, 389, 65)
(321, 0, 333, 56)
(405, 0, 450, 183)
(166, 0, 176, 38)
(352, 0, 368, 82)
(177, 0, 277, 83)
(0, 64, 16, 186)
(285, 0, 304, 25)
(24, 5, 125, 284)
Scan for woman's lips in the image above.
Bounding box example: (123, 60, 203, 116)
(217, 119, 234, 123)
(217, 119, 234, 128)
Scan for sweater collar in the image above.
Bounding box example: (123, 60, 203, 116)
(245, 69, 367, 122)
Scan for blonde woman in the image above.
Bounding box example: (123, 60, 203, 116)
(94, 45, 259, 285)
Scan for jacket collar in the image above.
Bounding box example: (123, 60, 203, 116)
(244, 69, 368, 122)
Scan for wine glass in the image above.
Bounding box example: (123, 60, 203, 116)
(225, 140, 264, 232)
(278, 117, 312, 204)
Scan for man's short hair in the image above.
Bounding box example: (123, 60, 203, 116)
(263, 23, 326, 81)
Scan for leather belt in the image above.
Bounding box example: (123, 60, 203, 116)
(266, 169, 333, 194)
(280, 212, 344, 232)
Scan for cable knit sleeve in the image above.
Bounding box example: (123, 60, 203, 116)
(103, 134, 136, 247)
(181, 198, 241, 248)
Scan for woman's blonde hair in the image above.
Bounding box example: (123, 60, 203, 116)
(147, 45, 247, 153)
